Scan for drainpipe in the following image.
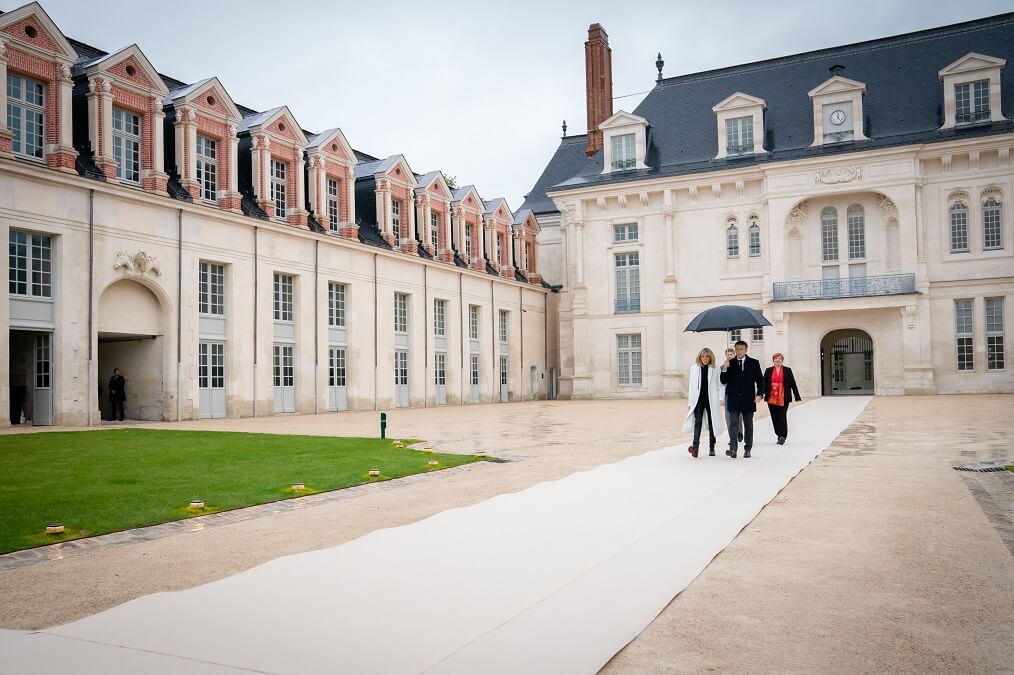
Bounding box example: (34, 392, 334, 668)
(176, 208, 183, 422)
(314, 239, 319, 415)
(373, 252, 378, 411)
(253, 227, 258, 418)
(423, 264, 428, 409)
(519, 285, 524, 401)
(87, 189, 95, 426)
(458, 272, 464, 406)
(490, 280, 495, 402)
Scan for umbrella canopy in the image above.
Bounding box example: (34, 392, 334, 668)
(684, 304, 772, 333)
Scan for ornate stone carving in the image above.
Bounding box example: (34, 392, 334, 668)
(877, 194, 898, 218)
(946, 189, 969, 206)
(114, 251, 161, 276)
(981, 185, 1002, 204)
(661, 207, 674, 218)
(786, 200, 808, 224)
(815, 165, 861, 185)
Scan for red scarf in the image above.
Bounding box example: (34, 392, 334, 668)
(768, 365, 785, 406)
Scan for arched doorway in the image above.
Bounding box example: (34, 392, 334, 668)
(820, 329, 874, 395)
(97, 279, 166, 421)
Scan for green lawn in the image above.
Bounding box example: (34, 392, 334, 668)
(0, 429, 482, 554)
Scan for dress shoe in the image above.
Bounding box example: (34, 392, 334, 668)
(737, 431, 744, 442)
(688, 445, 698, 458)
(743, 449, 751, 458)
(777, 436, 785, 445)
(709, 448, 716, 456)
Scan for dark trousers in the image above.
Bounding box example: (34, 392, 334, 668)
(728, 409, 754, 452)
(769, 403, 789, 439)
(692, 403, 716, 449)
(112, 400, 125, 421)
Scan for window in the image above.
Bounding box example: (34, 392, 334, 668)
(433, 299, 446, 336)
(35, 333, 50, 389)
(327, 178, 340, 231)
(748, 220, 761, 257)
(498, 309, 509, 343)
(465, 224, 473, 260)
(391, 199, 401, 234)
(986, 297, 1005, 371)
(394, 350, 409, 386)
(196, 135, 217, 203)
(470, 354, 480, 386)
(9, 230, 51, 298)
(821, 207, 839, 262)
(435, 352, 446, 386)
(199, 261, 225, 316)
(955, 80, 990, 125)
(273, 345, 294, 387)
(613, 223, 638, 242)
(847, 205, 865, 259)
(469, 305, 479, 340)
(394, 292, 408, 333)
(112, 107, 141, 184)
(524, 242, 531, 271)
(752, 327, 764, 343)
(199, 342, 224, 389)
(950, 202, 969, 253)
(329, 346, 346, 387)
(725, 116, 754, 155)
(726, 224, 739, 258)
(7, 73, 44, 160)
(271, 160, 287, 220)
(729, 329, 742, 343)
(614, 252, 640, 313)
(500, 355, 509, 386)
(611, 133, 635, 171)
(273, 273, 293, 322)
(496, 233, 503, 265)
(328, 282, 346, 328)
(430, 212, 439, 250)
(617, 334, 642, 386)
(955, 299, 973, 372)
(983, 198, 1002, 251)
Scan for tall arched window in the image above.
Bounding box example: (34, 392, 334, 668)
(821, 207, 838, 262)
(950, 201, 969, 253)
(846, 204, 865, 259)
(726, 223, 739, 258)
(748, 219, 761, 256)
(983, 197, 1002, 250)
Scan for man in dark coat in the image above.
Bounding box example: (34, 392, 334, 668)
(108, 368, 126, 421)
(720, 340, 764, 458)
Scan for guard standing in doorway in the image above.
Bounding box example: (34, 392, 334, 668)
(108, 368, 126, 421)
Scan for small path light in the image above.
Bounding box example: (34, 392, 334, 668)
(189, 499, 205, 510)
(291, 483, 305, 491)
(46, 523, 64, 535)
(368, 469, 380, 477)
(427, 460, 439, 466)
(380, 412, 387, 439)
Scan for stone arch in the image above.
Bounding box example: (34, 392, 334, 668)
(819, 327, 876, 396)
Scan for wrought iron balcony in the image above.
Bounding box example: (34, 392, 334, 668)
(615, 298, 641, 313)
(772, 273, 916, 302)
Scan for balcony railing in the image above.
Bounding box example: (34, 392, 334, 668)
(615, 298, 641, 313)
(772, 273, 916, 302)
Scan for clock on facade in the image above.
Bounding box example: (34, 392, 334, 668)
(829, 109, 847, 126)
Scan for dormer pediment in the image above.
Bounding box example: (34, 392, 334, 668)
(168, 77, 241, 122)
(452, 185, 484, 211)
(83, 44, 169, 96)
(513, 209, 540, 235)
(239, 106, 308, 147)
(306, 127, 355, 164)
(598, 111, 649, 130)
(712, 92, 766, 112)
(939, 52, 1007, 78)
(0, 2, 78, 62)
(416, 172, 452, 200)
(484, 198, 512, 223)
(378, 155, 416, 186)
(808, 75, 866, 98)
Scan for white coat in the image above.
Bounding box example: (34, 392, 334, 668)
(681, 363, 726, 436)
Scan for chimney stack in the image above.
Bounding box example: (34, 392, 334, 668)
(585, 23, 613, 157)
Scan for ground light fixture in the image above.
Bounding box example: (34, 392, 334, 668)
(189, 499, 205, 510)
(291, 483, 305, 491)
(368, 469, 381, 477)
(46, 523, 64, 534)
(428, 460, 439, 466)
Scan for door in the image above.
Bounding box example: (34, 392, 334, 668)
(434, 351, 447, 405)
(328, 346, 347, 411)
(33, 333, 53, 426)
(198, 341, 226, 418)
(529, 365, 537, 401)
(469, 353, 480, 403)
(395, 349, 409, 408)
(821, 264, 840, 297)
(499, 354, 509, 403)
(273, 344, 295, 413)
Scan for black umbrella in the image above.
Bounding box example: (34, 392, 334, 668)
(684, 304, 772, 333)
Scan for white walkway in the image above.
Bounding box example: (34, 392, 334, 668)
(2, 397, 870, 674)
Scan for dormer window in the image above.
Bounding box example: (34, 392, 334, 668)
(726, 116, 754, 156)
(955, 80, 990, 125)
(112, 108, 141, 184)
(7, 74, 45, 160)
(808, 75, 867, 147)
(822, 102, 854, 143)
(611, 133, 635, 170)
(712, 93, 766, 159)
(391, 199, 401, 233)
(430, 212, 439, 250)
(327, 178, 340, 231)
(196, 135, 218, 203)
(271, 159, 287, 221)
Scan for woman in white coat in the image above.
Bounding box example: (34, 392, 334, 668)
(683, 347, 726, 458)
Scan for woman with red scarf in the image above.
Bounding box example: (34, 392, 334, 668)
(763, 353, 801, 445)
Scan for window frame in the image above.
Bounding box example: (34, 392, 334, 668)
(846, 204, 865, 260)
(112, 107, 142, 185)
(273, 273, 294, 323)
(985, 297, 1005, 371)
(610, 132, 636, 171)
(954, 80, 990, 125)
(6, 73, 45, 161)
(433, 298, 446, 337)
(614, 252, 641, 313)
(821, 207, 839, 262)
(196, 134, 218, 204)
(326, 177, 340, 231)
(748, 219, 761, 257)
(955, 299, 974, 372)
(430, 212, 440, 250)
(725, 116, 754, 156)
(616, 333, 643, 386)
(949, 201, 969, 254)
(270, 159, 287, 222)
(613, 223, 638, 243)
(394, 292, 408, 334)
(198, 261, 225, 316)
(498, 309, 509, 344)
(726, 223, 740, 259)
(982, 197, 1003, 251)
(468, 305, 479, 340)
(8, 229, 52, 299)
(328, 282, 346, 328)
(434, 351, 446, 386)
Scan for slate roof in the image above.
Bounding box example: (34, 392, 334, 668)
(512, 208, 533, 226)
(166, 77, 213, 102)
(237, 106, 286, 133)
(523, 12, 1014, 214)
(354, 155, 415, 181)
(483, 197, 507, 214)
(415, 171, 443, 189)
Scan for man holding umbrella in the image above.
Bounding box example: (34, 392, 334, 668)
(720, 341, 764, 458)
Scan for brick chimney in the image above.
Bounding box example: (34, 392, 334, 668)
(585, 23, 613, 157)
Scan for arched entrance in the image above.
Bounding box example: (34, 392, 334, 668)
(97, 279, 166, 421)
(820, 329, 874, 395)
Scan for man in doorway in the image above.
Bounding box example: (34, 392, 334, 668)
(108, 368, 126, 421)
(720, 340, 764, 458)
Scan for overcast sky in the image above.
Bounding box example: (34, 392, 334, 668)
(22, 0, 1014, 209)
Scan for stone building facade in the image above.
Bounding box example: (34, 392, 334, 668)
(1, 2, 553, 426)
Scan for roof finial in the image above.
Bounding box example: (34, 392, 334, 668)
(562, 120, 567, 138)
(829, 63, 845, 76)
(656, 52, 665, 82)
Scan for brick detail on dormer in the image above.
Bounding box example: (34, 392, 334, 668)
(307, 149, 355, 237)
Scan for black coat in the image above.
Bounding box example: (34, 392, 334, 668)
(720, 355, 765, 413)
(108, 375, 126, 402)
(763, 366, 802, 406)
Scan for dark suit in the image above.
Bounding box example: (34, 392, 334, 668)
(720, 355, 764, 454)
(108, 374, 126, 421)
(763, 366, 801, 440)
